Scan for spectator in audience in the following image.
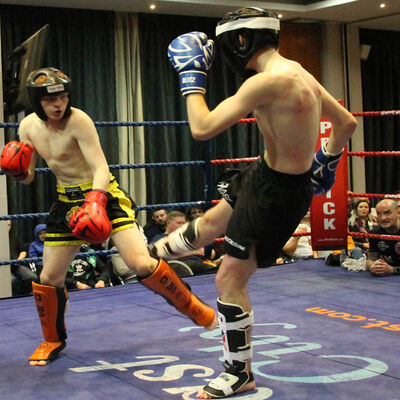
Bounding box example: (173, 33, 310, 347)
(108, 227, 148, 284)
(367, 199, 400, 275)
(352, 195, 377, 217)
(28, 224, 46, 276)
(7, 220, 27, 260)
(151, 210, 185, 243)
(280, 211, 318, 261)
(347, 191, 355, 218)
(185, 205, 204, 221)
(7, 220, 38, 296)
(65, 243, 113, 290)
(348, 199, 377, 254)
(143, 208, 167, 243)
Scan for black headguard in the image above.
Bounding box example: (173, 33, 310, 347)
(26, 67, 72, 120)
(216, 7, 280, 75)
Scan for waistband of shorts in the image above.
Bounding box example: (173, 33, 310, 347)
(258, 156, 312, 183)
(56, 174, 116, 201)
(57, 180, 93, 194)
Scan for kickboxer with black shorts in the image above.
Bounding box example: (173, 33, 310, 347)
(152, 7, 357, 398)
(0, 67, 216, 367)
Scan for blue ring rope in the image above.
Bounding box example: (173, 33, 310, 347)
(0, 118, 232, 268)
(0, 160, 206, 176)
(0, 201, 212, 221)
(0, 249, 119, 267)
(0, 120, 190, 129)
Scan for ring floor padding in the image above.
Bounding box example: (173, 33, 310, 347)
(0, 259, 399, 399)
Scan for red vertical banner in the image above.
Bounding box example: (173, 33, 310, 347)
(310, 105, 348, 251)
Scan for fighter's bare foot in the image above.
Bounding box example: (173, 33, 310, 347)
(29, 360, 51, 366)
(29, 341, 65, 366)
(196, 380, 256, 398)
(205, 315, 218, 331)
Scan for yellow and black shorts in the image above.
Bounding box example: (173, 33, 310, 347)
(45, 175, 137, 247)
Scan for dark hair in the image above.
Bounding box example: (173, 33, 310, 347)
(355, 199, 370, 214)
(185, 206, 204, 221)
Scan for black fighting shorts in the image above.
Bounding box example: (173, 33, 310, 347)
(222, 157, 313, 267)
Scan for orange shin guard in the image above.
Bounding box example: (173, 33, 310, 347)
(140, 259, 215, 327)
(29, 282, 68, 362)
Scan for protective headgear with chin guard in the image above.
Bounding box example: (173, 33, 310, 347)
(26, 67, 72, 121)
(216, 7, 280, 76)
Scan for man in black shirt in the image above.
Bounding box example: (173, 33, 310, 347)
(367, 199, 400, 275)
(143, 209, 167, 243)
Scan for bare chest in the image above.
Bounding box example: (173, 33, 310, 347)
(31, 127, 81, 165)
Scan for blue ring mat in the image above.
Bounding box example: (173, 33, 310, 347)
(1, 259, 399, 399)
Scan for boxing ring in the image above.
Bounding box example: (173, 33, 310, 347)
(1, 110, 400, 399)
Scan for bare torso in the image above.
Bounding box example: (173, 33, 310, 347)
(187, 51, 325, 176)
(18, 107, 106, 186)
(253, 55, 322, 174)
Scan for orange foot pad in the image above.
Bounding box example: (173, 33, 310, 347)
(29, 341, 66, 365)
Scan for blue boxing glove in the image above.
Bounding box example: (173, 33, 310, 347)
(168, 31, 215, 96)
(311, 143, 343, 195)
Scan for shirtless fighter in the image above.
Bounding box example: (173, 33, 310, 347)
(0, 67, 216, 366)
(152, 7, 357, 398)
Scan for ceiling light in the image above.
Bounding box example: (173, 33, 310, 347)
(149, 3, 156, 10)
(278, 13, 283, 19)
(379, 3, 386, 8)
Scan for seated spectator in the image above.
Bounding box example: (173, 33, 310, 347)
(367, 199, 400, 275)
(153, 211, 218, 275)
(143, 208, 167, 243)
(110, 249, 138, 283)
(347, 190, 355, 218)
(352, 195, 377, 217)
(108, 227, 148, 284)
(8, 220, 39, 296)
(348, 199, 377, 254)
(28, 224, 46, 277)
(65, 244, 113, 290)
(280, 211, 318, 262)
(185, 205, 204, 221)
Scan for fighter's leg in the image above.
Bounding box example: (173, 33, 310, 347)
(151, 199, 233, 259)
(112, 226, 217, 329)
(30, 245, 80, 366)
(197, 249, 258, 399)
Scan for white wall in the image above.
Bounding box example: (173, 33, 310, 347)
(321, 22, 366, 195)
(0, 20, 13, 299)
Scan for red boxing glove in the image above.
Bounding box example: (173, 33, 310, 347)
(1, 141, 34, 181)
(69, 189, 112, 244)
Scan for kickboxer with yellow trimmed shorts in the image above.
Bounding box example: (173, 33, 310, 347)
(0, 67, 216, 366)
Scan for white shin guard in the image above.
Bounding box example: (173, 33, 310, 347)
(151, 218, 200, 259)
